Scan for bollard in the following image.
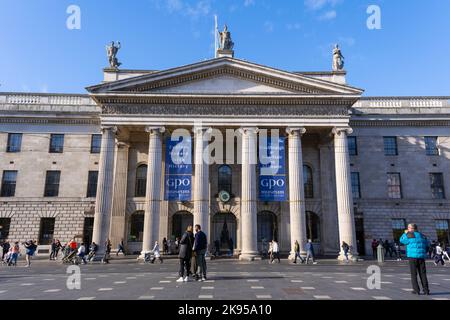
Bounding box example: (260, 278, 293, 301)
(377, 244, 385, 263)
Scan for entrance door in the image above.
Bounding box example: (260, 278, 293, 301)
(355, 216, 365, 256)
(83, 217, 94, 245)
(212, 212, 237, 253)
(171, 211, 193, 240)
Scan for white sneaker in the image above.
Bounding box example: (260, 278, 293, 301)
(313, 262, 318, 265)
(176, 277, 184, 282)
(183, 276, 189, 282)
(201, 277, 206, 281)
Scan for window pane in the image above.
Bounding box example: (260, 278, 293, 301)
(303, 165, 313, 198)
(91, 134, 102, 154)
(44, 171, 61, 197)
(348, 137, 357, 156)
(436, 220, 449, 230)
(86, 171, 98, 197)
(0, 218, 11, 241)
(1, 171, 17, 197)
(351, 172, 361, 199)
(39, 218, 55, 245)
(392, 219, 406, 230)
(129, 212, 144, 242)
(430, 173, 445, 199)
(435, 220, 450, 245)
(425, 137, 439, 156)
(218, 165, 232, 194)
(384, 137, 398, 156)
(387, 173, 402, 199)
(49, 134, 64, 153)
(135, 165, 147, 197)
(7, 133, 22, 153)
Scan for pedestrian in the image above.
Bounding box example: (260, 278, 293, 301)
(8, 242, 20, 266)
(342, 241, 350, 262)
(443, 245, 450, 263)
(69, 238, 78, 253)
(193, 224, 207, 281)
(228, 238, 234, 256)
(262, 238, 268, 259)
(371, 239, 378, 259)
(270, 240, 281, 264)
(214, 239, 220, 257)
(429, 241, 437, 259)
(24, 240, 37, 267)
(293, 240, 305, 264)
(177, 225, 195, 282)
(394, 242, 402, 261)
(162, 237, 168, 255)
(102, 239, 111, 264)
(50, 239, 57, 260)
(88, 242, 98, 261)
(1, 241, 10, 261)
(400, 223, 430, 295)
(383, 240, 392, 258)
(267, 241, 273, 263)
(434, 243, 445, 266)
(305, 239, 317, 265)
(77, 242, 87, 264)
(116, 239, 125, 256)
(150, 241, 163, 264)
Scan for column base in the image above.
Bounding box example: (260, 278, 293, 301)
(239, 252, 260, 261)
(337, 252, 359, 262)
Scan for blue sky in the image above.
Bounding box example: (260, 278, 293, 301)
(0, 0, 449, 96)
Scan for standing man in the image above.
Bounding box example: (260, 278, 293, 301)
(176, 226, 195, 282)
(193, 224, 208, 281)
(400, 223, 430, 295)
(305, 239, 317, 265)
(1, 241, 10, 261)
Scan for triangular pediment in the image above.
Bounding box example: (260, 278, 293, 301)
(87, 57, 363, 96)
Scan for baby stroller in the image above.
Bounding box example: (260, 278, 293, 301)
(62, 250, 78, 264)
(144, 251, 163, 264)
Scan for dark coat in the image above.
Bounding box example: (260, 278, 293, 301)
(194, 231, 207, 251)
(178, 231, 194, 259)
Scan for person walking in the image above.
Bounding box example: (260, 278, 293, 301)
(49, 239, 58, 260)
(267, 241, 273, 263)
(1, 241, 10, 261)
(162, 238, 168, 255)
(228, 238, 234, 257)
(214, 240, 220, 257)
(8, 242, 20, 266)
(443, 244, 450, 263)
(394, 242, 402, 261)
(24, 240, 37, 267)
(193, 224, 207, 281)
(400, 223, 430, 295)
(434, 243, 445, 266)
(116, 239, 125, 256)
(88, 242, 98, 262)
(293, 240, 305, 264)
(270, 240, 281, 264)
(77, 242, 87, 264)
(150, 241, 163, 264)
(371, 239, 378, 259)
(342, 241, 350, 262)
(102, 239, 111, 264)
(176, 226, 195, 282)
(305, 239, 317, 265)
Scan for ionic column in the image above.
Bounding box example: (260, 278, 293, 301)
(239, 127, 259, 261)
(286, 127, 308, 259)
(193, 127, 211, 245)
(332, 127, 358, 260)
(92, 126, 117, 257)
(141, 126, 165, 255)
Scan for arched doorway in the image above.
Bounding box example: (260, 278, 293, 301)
(127, 211, 144, 254)
(257, 211, 278, 253)
(306, 211, 320, 243)
(171, 211, 193, 240)
(212, 212, 237, 254)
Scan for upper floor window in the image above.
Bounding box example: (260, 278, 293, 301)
(90, 134, 102, 154)
(218, 165, 232, 194)
(1, 171, 17, 197)
(351, 172, 361, 199)
(347, 136, 358, 156)
(44, 171, 61, 197)
(392, 219, 407, 242)
(384, 137, 398, 156)
(49, 134, 64, 153)
(303, 165, 314, 198)
(7, 133, 22, 153)
(135, 165, 147, 197)
(86, 171, 98, 198)
(425, 137, 439, 156)
(387, 173, 402, 199)
(430, 173, 445, 199)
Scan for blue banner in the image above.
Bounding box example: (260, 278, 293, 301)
(164, 136, 192, 201)
(259, 137, 286, 201)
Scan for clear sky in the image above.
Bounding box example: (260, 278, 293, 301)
(0, 0, 449, 96)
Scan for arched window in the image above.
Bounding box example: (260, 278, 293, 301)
(218, 165, 232, 194)
(128, 211, 144, 242)
(135, 164, 147, 197)
(303, 165, 313, 198)
(306, 211, 320, 242)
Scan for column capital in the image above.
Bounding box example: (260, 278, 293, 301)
(101, 126, 118, 134)
(331, 127, 353, 136)
(116, 141, 130, 149)
(286, 127, 306, 137)
(238, 127, 259, 135)
(145, 126, 165, 135)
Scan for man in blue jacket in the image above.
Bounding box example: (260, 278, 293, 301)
(193, 224, 208, 281)
(400, 223, 430, 295)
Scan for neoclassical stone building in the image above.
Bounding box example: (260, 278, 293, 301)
(1, 45, 450, 259)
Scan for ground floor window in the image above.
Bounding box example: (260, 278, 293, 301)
(392, 218, 406, 243)
(0, 218, 11, 241)
(435, 219, 449, 245)
(83, 217, 94, 245)
(128, 211, 144, 242)
(212, 212, 237, 250)
(306, 211, 320, 242)
(39, 218, 55, 245)
(257, 211, 277, 252)
(171, 211, 193, 240)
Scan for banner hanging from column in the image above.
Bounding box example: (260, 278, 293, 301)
(164, 135, 192, 201)
(258, 137, 286, 201)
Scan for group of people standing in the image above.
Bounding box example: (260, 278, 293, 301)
(1, 240, 37, 267)
(176, 224, 208, 282)
(371, 238, 403, 261)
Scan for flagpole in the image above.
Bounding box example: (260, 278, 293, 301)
(214, 15, 218, 58)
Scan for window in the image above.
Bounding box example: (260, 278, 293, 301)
(430, 173, 445, 199)
(129, 211, 144, 242)
(49, 134, 64, 153)
(351, 172, 361, 199)
(384, 137, 398, 156)
(387, 173, 402, 199)
(218, 165, 232, 194)
(348, 136, 358, 156)
(392, 219, 406, 242)
(90, 134, 102, 154)
(425, 137, 439, 156)
(39, 218, 55, 245)
(1, 171, 17, 197)
(86, 171, 98, 198)
(306, 211, 320, 242)
(436, 220, 450, 245)
(0, 218, 11, 241)
(44, 171, 61, 197)
(135, 165, 147, 197)
(7, 133, 22, 153)
(303, 165, 314, 198)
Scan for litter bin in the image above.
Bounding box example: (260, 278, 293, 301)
(377, 244, 385, 263)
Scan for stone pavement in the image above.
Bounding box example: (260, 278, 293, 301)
(1, 258, 450, 300)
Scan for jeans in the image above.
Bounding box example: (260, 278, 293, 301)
(305, 251, 315, 264)
(435, 254, 445, 265)
(195, 249, 207, 277)
(179, 257, 191, 278)
(270, 252, 280, 263)
(294, 252, 304, 263)
(408, 258, 429, 294)
(9, 253, 18, 265)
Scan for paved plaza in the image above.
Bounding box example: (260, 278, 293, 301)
(1, 258, 450, 300)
